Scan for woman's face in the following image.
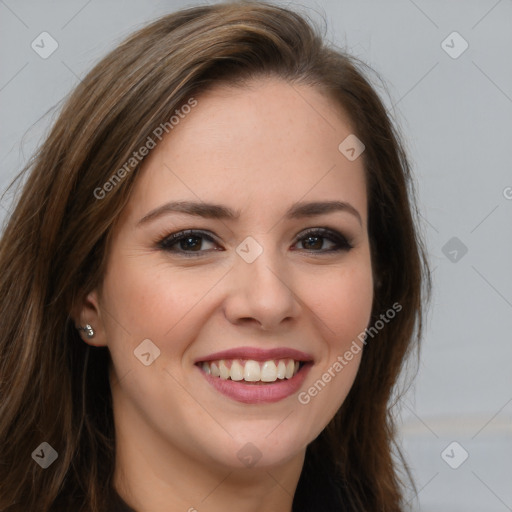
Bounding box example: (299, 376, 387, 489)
(86, 77, 373, 473)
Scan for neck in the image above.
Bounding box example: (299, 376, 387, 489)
(112, 387, 305, 512)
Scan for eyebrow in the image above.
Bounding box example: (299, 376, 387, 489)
(137, 199, 362, 227)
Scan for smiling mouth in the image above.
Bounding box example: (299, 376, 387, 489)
(196, 358, 307, 384)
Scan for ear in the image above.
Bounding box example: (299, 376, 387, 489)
(71, 289, 108, 347)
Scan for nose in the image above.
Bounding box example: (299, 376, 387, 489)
(223, 242, 301, 331)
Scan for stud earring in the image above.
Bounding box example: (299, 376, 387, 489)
(77, 324, 95, 339)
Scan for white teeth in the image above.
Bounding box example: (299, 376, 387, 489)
(260, 361, 278, 382)
(200, 358, 303, 383)
(210, 362, 220, 378)
(219, 360, 230, 380)
(230, 361, 244, 381)
(285, 360, 295, 379)
(244, 360, 261, 382)
(276, 360, 286, 379)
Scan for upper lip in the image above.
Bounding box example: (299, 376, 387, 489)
(194, 346, 314, 364)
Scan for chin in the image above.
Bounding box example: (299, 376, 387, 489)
(203, 420, 313, 469)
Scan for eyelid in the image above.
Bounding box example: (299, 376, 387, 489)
(156, 226, 353, 256)
(293, 226, 353, 250)
(157, 229, 220, 252)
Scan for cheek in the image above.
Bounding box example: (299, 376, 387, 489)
(293, 255, 373, 426)
(305, 258, 374, 349)
(103, 258, 228, 341)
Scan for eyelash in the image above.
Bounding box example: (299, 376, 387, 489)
(156, 227, 353, 257)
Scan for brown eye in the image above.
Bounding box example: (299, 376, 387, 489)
(158, 230, 221, 255)
(300, 234, 329, 251)
(294, 228, 352, 253)
(177, 235, 204, 251)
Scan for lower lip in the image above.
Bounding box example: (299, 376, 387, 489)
(197, 363, 312, 404)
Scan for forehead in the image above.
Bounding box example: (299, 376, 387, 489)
(126, 77, 367, 224)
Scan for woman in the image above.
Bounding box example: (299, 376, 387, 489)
(0, 2, 431, 511)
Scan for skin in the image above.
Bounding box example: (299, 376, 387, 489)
(76, 77, 374, 512)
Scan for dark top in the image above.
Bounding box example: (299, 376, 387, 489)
(107, 467, 345, 512)
(106, 440, 346, 511)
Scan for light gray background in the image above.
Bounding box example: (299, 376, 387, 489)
(1, 1, 511, 510)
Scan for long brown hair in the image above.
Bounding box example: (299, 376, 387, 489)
(0, 2, 431, 511)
